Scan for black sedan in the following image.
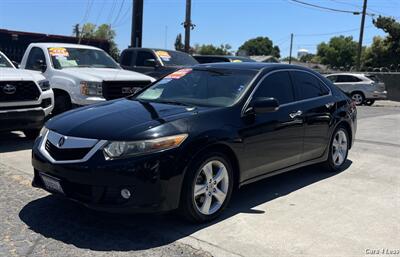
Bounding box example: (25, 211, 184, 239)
(32, 63, 357, 222)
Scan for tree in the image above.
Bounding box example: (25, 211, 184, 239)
(174, 34, 185, 52)
(237, 37, 280, 58)
(363, 16, 400, 67)
(316, 36, 358, 68)
(193, 44, 232, 55)
(74, 23, 120, 60)
(299, 53, 316, 63)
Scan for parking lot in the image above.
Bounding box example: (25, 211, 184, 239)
(0, 103, 399, 257)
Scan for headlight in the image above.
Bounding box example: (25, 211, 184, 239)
(38, 80, 50, 91)
(39, 127, 49, 137)
(80, 81, 103, 96)
(103, 134, 188, 159)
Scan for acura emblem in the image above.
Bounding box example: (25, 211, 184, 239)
(58, 136, 66, 147)
(2, 84, 17, 95)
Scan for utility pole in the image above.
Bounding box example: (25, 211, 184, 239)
(183, 0, 193, 53)
(131, 0, 144, 48)
(73, 24, 80, 38)
(356, 0, 368, 71)
(289, 33, 294, 64)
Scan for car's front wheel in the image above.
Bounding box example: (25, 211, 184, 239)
(324, 126, 349, 172)
(180, 152, 233, 223)
(364, 100, 375, 106)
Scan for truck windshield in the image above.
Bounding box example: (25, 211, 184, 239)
(48, 47, 120, 69)
(155, 50, 198, 67)
(136, 68, 256, 107)
(0, 52, 14, 68)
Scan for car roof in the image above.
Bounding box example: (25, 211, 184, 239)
(327, 73, 367, 77)
(194, 62, 311, 72)
(123, 48, 183, 53)
(29, 43, 101, 50)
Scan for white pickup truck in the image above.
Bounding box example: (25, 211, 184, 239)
(0, 51, 54, 138)
(19, 43, 155, 114)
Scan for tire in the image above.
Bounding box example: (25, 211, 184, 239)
(180, 152, 234, 223)
(364, 100, 375, 106)
(23, 129, 40, 139)
(323, 125, 350, 172)
(53, 93, 72, 115)
(351, 92, 365, 106)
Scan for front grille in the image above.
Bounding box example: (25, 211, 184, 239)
(0, 81, 40, 102)
(102, 80, 152, 100)
(45, 140, 91, 161)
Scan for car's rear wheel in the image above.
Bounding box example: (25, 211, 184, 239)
(324, 126, 349, 172)
(180, 152, 233, 223)
(351, 92, 365, 105)
(364, 100, 375, 106)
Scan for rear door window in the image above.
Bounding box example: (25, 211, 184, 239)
(291, 71, 330, 100)
(253, 71, 295, 105)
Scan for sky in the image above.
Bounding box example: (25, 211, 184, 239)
(1, 0, 399, 58)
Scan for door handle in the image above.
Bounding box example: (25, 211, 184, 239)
(289, 110, 303, 119)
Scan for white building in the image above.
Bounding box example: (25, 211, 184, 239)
(297, 49, 309, 59)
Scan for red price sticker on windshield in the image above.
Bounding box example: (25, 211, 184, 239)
(166, 68, 192, 79)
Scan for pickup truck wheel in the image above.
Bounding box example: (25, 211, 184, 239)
(23, 129, 40, 139)
(53, 93, 72, 115)
(364, 100, 375, 106)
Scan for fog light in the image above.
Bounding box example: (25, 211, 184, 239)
(121, 188, 131, 199)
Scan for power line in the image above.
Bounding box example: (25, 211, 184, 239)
(296, 25, 373, 37)
(80, 0, 94, 25)
(288, 0, 375, 16)
(107, 0, 118, 25)
(113, 0, 126, 26)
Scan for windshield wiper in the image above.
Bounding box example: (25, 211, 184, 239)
(142, 99, 193, 107)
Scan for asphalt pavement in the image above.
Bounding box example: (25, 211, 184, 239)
(0, 102, 399, 257)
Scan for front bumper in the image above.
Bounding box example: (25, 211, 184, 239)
(31, 137, 185, 213)
(0, 108, 45, 132)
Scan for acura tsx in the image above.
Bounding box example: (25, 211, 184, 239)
(32, 63, 357, 222)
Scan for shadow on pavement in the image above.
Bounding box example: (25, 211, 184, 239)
(19, 160, 352, 251)
(0, 131, 34, 153)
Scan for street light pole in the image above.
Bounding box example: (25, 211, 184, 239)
(356, 0, 368, 71)
(289, 33, 294, 64)
(131, 0, 143, 48)
(184, 0, 192, 53)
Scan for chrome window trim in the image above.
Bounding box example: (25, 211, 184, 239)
(241, 69, 332, 116)
(39, 130, 107, 164)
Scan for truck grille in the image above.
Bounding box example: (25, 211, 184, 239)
(45, 140, 91, 161)
(0, 81, 40, 102)
(102, 80, 152, 100)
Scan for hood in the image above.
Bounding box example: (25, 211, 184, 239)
(58, 68, 155, 82)
(0, 68, 46, 82)
(46, 99, 208, 141)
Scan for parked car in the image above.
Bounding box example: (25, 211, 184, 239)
(120, 48, 198, 79)
(32, 63, 356, 222)
(0, 51, 54, 138)
(325, 73, 387, 106)
(193, 55, 256, 64)
(19, 43, 155, 114)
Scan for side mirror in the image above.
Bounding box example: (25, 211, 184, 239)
(36, 59, 47, 73)
(12, 61, 19, 68)
(143, 59, 157, 67)
(249, 97, 280, 114)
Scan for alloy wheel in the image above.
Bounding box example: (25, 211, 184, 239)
(193, 160, 229, 215)
(332, 130, 348, 167)
(351, 93, 364, 105)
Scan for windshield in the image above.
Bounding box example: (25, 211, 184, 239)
(136, 68, 256, 107)
(48, 47, 119, 69)
(0, 52, 14, 68)
(155, 50, 198, 66)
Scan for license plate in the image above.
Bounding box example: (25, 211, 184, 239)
(40, 173, 64, 194)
